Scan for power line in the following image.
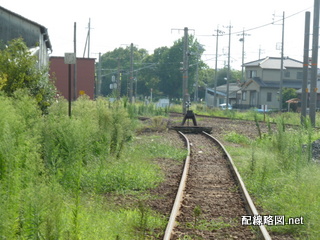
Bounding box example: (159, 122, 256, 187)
(196, 6, 312, 38)
(231, 6, 312, 36)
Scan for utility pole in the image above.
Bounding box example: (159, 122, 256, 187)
(183, 27, 189, 114)
(117, 58, 121, 99)
(238, 29, 250, 83)
(194, 50, 199, 102)
(97, 52, 102, 97)
(83, 18, 91, 58)
(310, 0, 319, 126)
(258, 46, 265, 59)
(279, 12, 285, 112)
(129, 43, 134, 103)
(273, 12, 285, 111)
(88, 18, 90, 58)
(172, 27, 194, 114)
(224, 24, 233, 109)
(213, 27, 224, 108)
(73, 22, 77, 100)
(301, 11, 311, 124)
(194, 43, 203, 102)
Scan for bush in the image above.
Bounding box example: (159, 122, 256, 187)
(0, 95, 185, 239)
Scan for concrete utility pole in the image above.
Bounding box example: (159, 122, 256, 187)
(74, 22, 77, 100)
(225, 24, 233, 108)
(301, 11, 311, 124)
(83, 18, 91, 58)
(279, 12, 285, 112)
(117, 58, 121, 99)
(129, 43, 134, 103)
(97, 52, 102, 96)
(182, 27, 189, 114)
(88, 18, 90, 58)
(172, 27, 194, 113)
(238, 29, 250, 83)
(194, 49, 199, 103)
(213, 27, 224, 108)
(273, 12, 285, 111)
(310, 0, 319, 126)
(194, 43, 204, 102)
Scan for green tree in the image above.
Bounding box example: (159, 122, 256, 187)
(149, 36, 205, 98)
(209, 67, 241, 87)
(282, 88, 298, 111)
(0, 38, 56, 113)
(99, 46, 149, 97)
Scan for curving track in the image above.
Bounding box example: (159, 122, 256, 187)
(163, 132, 271, 240)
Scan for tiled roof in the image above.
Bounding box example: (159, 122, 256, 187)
(207, 83, 241, 97)
(244, 56, 303, 69)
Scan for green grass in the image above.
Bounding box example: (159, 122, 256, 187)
(169, 103, 320, 126)
(224, 118, 320, 239)
(0, 94, 185, 239)
(224, 131, 251, 145)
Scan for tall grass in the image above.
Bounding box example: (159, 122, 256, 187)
(0, 94, 182, 239)
(225, 116, 320, 239)
(170, 103, 320, 126)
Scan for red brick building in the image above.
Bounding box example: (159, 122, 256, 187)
(49, 57, 96, 99)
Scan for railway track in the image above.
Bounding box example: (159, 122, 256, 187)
(163, 131, 271, 239)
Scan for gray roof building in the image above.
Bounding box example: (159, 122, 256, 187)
(0, 6, 52, 67)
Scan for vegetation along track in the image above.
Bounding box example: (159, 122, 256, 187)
(163, 132, 271, 239)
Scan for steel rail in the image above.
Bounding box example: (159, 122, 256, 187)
(163, 131, 190, 240)
(202, 131, 271, 239)
(163, 131, 272, 240)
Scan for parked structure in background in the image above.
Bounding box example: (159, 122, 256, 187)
(206, 83, 241, 107)
(0, 6, 52, 68)
(50, 57, 95, 100)
(206, 56, 306, 110)
(240, 57, 305, 110)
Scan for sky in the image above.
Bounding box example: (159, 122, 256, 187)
(0, 0, 316, 69)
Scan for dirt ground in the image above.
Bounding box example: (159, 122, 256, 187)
(144, 115, 295, 239)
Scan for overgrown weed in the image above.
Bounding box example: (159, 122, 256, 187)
(0, 94, 174, 239)
(227, 115, 320, 239)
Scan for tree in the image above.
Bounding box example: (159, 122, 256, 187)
(282, 88, 298, 111)
(0, 38, 56, 113)
(208, 67, 241, 87)
(150, 36, 205, 98)
(99, 46, 149, 97)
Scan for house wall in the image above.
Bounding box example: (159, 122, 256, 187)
(260, 88, 279, 109)
(246, 67, 303, 82)
(242, 82, 280, 109)
(244, 66, 303, 109)
(261, 69, 280, 81)
(283, 68, 303, 81)
(50, 57, 96, 100)
(206, 93, 226, 107)
(241, 81, 260, 106)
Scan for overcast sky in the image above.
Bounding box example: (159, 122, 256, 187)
(0, 0, 316, 69)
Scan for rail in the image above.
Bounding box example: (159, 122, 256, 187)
(163, 131, 271, 240)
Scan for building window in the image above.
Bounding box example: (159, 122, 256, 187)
(267, 92, 272, 102)
(297, 72, 303, 79)
(247, 70, 257, 78)
(242, 91, 246, 101)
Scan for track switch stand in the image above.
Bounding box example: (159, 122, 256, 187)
(181, 101, 197, 126)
